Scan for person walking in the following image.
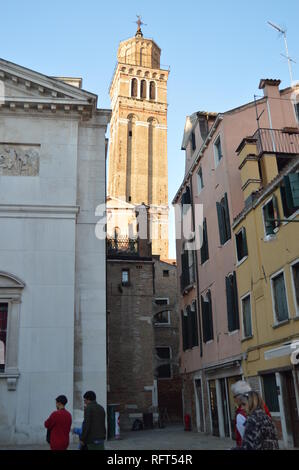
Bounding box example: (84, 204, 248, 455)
(44, 395, 72, 451)
(238, 391, 279, 450)
(80, 391, 106, 450)
(231, 381, 251, 446)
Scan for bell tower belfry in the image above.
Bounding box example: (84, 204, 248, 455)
(108, 22, 169, 259)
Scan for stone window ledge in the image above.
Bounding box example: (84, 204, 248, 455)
(0, 371, 20, 391)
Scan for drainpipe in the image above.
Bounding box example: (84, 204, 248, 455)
(189, 176, 203, 357)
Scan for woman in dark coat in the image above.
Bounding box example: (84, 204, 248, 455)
(239, 391, 279, 450)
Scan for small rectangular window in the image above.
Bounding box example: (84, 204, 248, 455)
(163, 270, 169, 277)
(235, 227, 248, 262)
(0, 303, 8, 371)
(121, 269, 130, 286)
(216, 193, 231, 245)
(154, 298, 170, 325)
(262, 374, 279, 412)
(241, 294, 252, 338)
(201, 291, 214, 343)
(200, 218, 209, 264)
(197, 167, 204, 194)
(191, 131, 196, 152)
(156, 347, 172, 378)
(214, 135, 223, 166)
(262, 195, 280, 236)
(271, 271, 289, 323)
(226, 272, 240, 332)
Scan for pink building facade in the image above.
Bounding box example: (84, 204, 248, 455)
(173, 80, 298, 438)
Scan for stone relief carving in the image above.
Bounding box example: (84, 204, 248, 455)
(0, 145, 39, 176)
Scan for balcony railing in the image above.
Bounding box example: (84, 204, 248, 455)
(107, 236, 138, 256)
(254, 128, 299, 155)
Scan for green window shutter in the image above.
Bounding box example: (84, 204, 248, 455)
(201, 295, 209, 343)
(224, 193, 231, 240)
(186, 305, 193, 349)
(289, 173, 299, 207)
(284, 175, 294, 211)
(232, 271, 240, 330)
(216, 202, 225, 245)
(241, 227, 248, 257)
(191, 301, 199, 347)
(274, 274, 288, 322)
(181, 311, 187, 351)
(226, 275, 234, 332)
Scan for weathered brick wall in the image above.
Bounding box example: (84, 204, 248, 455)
(107, 259, 155, 429)
(153, 259, 182, 422)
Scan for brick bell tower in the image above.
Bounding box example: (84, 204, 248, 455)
(108, 19, 169, 259)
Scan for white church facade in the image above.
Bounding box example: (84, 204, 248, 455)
(0, 58, 110, 444)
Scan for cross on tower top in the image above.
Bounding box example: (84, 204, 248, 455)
(135, 15, 146, 37)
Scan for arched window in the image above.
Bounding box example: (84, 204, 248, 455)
(150, 81, 156, 100)
(131, 78, 137, 97)
(140, 80, 147, 99)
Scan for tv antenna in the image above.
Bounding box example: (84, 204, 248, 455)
(267, 21, 296, 85)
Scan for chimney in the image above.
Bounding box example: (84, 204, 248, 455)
(259, 78, 281, 99)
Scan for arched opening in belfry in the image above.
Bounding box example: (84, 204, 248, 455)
(140, 48, 145, 66)
(140, 80, 147, 99)
(131, 78, 137, 97)
(150, 81, 156, 100)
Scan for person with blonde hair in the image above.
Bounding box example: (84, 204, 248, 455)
(231, 380, 251, 446)
(238, 391, 279, 450)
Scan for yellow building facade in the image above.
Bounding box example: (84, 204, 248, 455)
(233, 133, 299, 447)
(108, 25, 169, 259)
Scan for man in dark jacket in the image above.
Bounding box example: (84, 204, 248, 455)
(80, 390, 106, 450)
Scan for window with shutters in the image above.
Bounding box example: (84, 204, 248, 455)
(214, 135, 223, 166)
(154, 298, 170, 325)
(262, 195, 280, 236)
(216, 193, 231, 245)
(181, 302, 199, 350)
(291, 260, 299, 317)
(0, 303, 8, 371)
(197, 167, 204, 194)
(241, 294, 252, 338)
(280, 172, 299, 219)
(226, 272, 240, 332)
(200, 218, 209, 264)
(201, 291, 214, 343)
(140, 79, 147, 99)
(271, 270, 289, 323)
(131, 78, 138, 97)
(262, 374, 279, 412)
(235, 227, 248, 263)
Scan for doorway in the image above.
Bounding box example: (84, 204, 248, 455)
(209, 380, 219, 436)
(195, 379, 204, 432)
(285, 371, 299, 447)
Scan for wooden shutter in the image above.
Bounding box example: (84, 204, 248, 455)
(285, 173, 299, 208)
(224, 193, 231, 240)
(186, 305, 193, 349)
(232, 271, 240, 330)
(207, 290, 214, 340)
(201, 295, 208, 343)
(191, 301, 199, 347)
(226, 275, 234, 332)
(181, 311, 188, 351)
(216, 202, 225, 245)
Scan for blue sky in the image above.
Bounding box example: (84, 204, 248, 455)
(1, 0, 298, 257)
